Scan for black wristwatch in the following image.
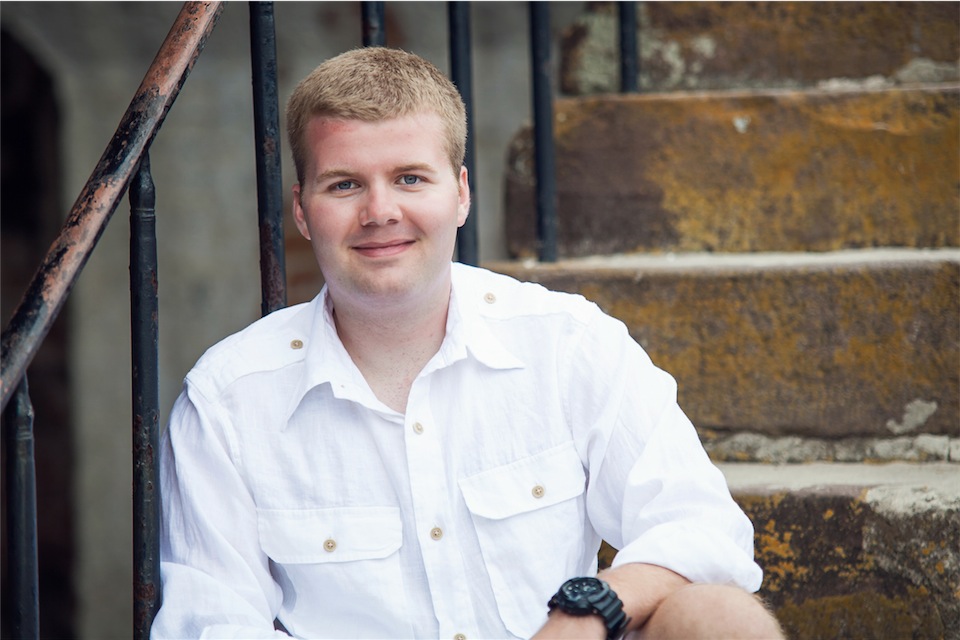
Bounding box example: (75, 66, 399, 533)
(547, 577, 630, 640)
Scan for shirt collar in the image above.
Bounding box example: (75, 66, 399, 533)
(284, 265, 526, 422)
(282, 288, 389, 422)
(439, 265, 526, 373)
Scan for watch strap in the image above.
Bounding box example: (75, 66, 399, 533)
(548, 577, 629, 640)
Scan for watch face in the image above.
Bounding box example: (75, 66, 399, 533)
(561, 577, 606, 608)
(550, 577, 628, 640)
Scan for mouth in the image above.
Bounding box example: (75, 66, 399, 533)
(352, 239, 415, 258)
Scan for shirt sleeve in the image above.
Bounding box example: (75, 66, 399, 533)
(151, 381, 290, 639)
(564, 310, 763, 592)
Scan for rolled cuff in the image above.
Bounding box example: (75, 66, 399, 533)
(611, 522, 763, 592)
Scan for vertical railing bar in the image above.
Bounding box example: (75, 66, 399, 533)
(361, 2, 386, 47)
(130, 153, 161, 640)
(0, 2, 223, 413)
(529, 2, 558, 262)
(448, 1, 479, 266)
(4, 376, 39, 639)
(619, 2, 639, 93)
(249, 1, 288, 316)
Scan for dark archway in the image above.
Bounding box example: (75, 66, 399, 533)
(1, 27, 75, 639)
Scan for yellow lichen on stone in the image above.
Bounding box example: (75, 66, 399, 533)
(551, 89, 960, 254)
(776, 588, 944, 638)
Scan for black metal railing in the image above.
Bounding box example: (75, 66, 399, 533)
(249, 2, 288, 315)
(448, 2, 479, 266)
(3, 378, 38, 639)
(1, 4, 224, 638)
(0, 2, 638, 637)
(130, 153, 162, 637)
(620, 1, 639, 94)
(529, 3, 559, 263)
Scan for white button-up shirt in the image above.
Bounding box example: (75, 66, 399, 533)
(152, 263, 761, 640)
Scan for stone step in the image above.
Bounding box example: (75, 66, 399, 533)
(486, 249, 959, 449)
(722, 462, 959, 639)
(504, 85, 959, 257)
(598, 463, 959, 637)
(560, 2, 959, 95)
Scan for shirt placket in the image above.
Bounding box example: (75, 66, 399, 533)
(404, 373, 479, 640)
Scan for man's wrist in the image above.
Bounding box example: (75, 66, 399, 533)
(547, 577, 630, 640)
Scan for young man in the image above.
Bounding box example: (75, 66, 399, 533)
(153, 47, 783, 639)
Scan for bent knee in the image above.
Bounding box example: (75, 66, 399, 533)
(639, 584, 783, 639)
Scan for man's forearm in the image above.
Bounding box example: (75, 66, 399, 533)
(533, 563, 690, 639)
(535, 563, 785, 640)
(600, 563, 691, 632)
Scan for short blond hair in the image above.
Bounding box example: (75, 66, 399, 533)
(286, 47, 467, 184)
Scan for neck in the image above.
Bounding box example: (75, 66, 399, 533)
(329, 278, 452, 413)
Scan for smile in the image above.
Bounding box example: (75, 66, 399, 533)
(352, 240, 415, 258)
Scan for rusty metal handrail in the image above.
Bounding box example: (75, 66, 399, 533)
(0, 1, 224, 412)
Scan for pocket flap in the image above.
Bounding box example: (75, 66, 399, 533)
(459, 441, 586, 520)
(257, 506, 401, 564)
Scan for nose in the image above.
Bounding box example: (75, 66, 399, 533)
(359, 182, 402, 227)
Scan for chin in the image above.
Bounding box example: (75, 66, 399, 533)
(352, 274, 418, 299)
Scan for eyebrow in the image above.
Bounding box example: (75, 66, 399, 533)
(395, 163, 437, 175)
(313, 163, 438, 184)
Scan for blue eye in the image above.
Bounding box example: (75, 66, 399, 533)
(400, 175, 421, 185)
(334, 180, 356, 190)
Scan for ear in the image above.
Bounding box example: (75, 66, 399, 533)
(292, 183, 311, 241)
(456, 166, 471, 228)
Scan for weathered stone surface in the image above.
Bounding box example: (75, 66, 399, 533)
(723, 463, 960, 640)
(598, 463, 959, 636)
(702, 432, 959, 464)
(505, 87, 960, 257)
(487, 250, 960, 439)
(561, 2, 960, 95)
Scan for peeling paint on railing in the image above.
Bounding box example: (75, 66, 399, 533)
(0, 2, 224, 412)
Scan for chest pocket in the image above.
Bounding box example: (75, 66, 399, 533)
(257, 506, 410, 637)
(459, 441, 588, 639)
(258, 506, 401, 564)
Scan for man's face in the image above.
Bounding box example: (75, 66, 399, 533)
(292, 112, 470, 310)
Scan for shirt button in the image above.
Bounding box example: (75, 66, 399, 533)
(532, 484, 545, 499)
(323, 538, 336, 552)
(483, 292, 496, 304)
(290, 339, 304, 350)
(454, 634, 467, 640)
(430, 527, 443, 541)
(412, 422, 425, 434)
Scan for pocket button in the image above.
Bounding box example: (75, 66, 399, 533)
(531, 484, 545, 499)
